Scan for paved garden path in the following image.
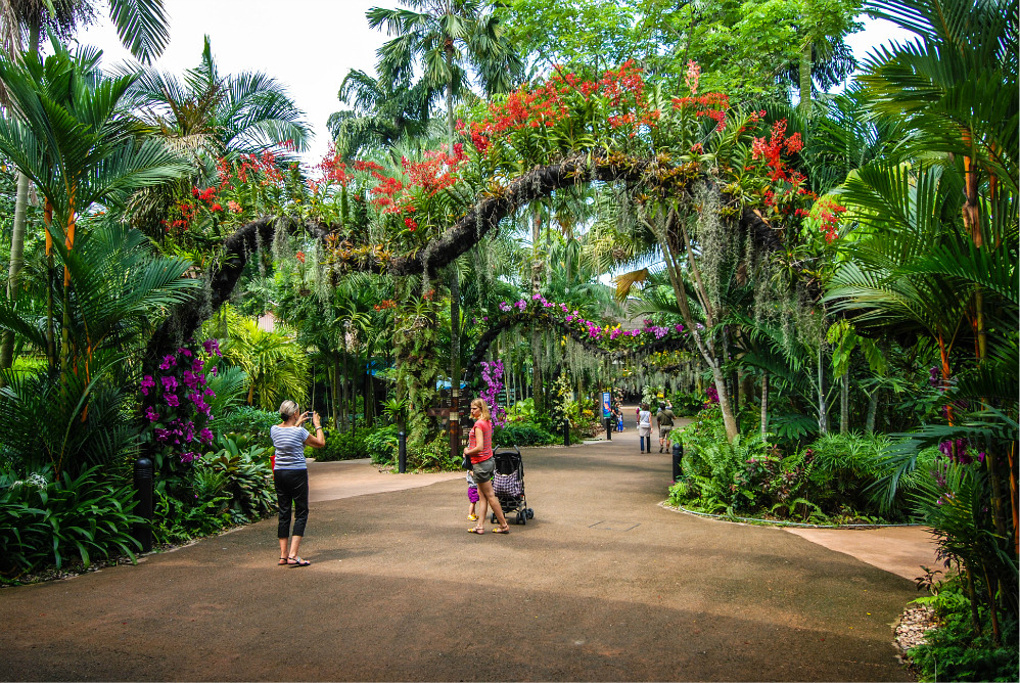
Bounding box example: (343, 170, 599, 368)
(0, 427, 927, 681)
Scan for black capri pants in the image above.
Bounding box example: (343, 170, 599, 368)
(274, 468, 309, 538)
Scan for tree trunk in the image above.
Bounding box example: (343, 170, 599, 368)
(711, 365, 739, 441)
(840, 372, 849, 434)
(331, 357, 340, 430)
(0, 172, 31, 379)
(799, 41, 812, 118)
(817, 343, 829, 435)
(866, 390, 878, 433)
(760, 374, 769, 440)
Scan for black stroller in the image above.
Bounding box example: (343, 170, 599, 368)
(489, 447, 534, 525)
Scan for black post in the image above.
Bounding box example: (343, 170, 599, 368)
(671, 441, 684, 482)
(605, 417, 613, 440)
(133, 455, 153, 552)
(562, 419, 570, 447)
(398, 429, 407, 473)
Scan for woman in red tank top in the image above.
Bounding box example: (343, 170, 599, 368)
(464, 398, 510, 534)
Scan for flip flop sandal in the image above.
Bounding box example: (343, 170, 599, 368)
(468, 514, 478, 521)
(491, 527, 511, 534)
(287, 556, 311, 567)
(467, 528, 485, 534)
(277, 557, 288, 565)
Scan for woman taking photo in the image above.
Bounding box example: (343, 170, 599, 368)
(464, 398, 510, 535)
(271, 400, 326, 566)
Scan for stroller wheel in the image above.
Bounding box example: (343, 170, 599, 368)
(516, 512, 525, 525)
(526, 508, 534, 519)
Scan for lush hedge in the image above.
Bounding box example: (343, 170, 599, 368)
(1, 467, 142, 580)
(494, 422, 557, 447)
(667, 407, 930, 523)
(308, 427, 373, 461)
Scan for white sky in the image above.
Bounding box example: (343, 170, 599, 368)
(78, 1, 915, 164)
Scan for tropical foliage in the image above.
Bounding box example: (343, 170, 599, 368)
(0, 4, 1016, 672)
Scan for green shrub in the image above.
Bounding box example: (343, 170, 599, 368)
(409, 433, 459, 471)
(668, 392, 703, 417)
(196, 435, 275, 523)
(213, 406, 279, 447)
(494, 422, 556, 447)
(310, 427, 373, 461)
(0, 467, 142, 579)
(908, 575, 1019, 682)
(365, 425, 400, 465)
(152, 488, 231, 544)
(505, 398, 538, 423)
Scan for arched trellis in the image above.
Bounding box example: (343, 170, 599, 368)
(462, 309, 695, 386)
(145, 149, 778, 368)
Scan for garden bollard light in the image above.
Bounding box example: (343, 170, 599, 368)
(671, 441, 683, 482)
(398, 429, 407, 473)
(133, 456, 153, 553)
(562, 420, 570, 447)
(605, 417, 613, 440)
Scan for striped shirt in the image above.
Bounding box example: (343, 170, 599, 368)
(270, 425, 309, 470)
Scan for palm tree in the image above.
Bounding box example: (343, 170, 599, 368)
(0, 38, 191, 382)
(0, 0, 170, 376)
(125, 35, 312, 162)
(0, 223, 199, 478)
(328, 68, 431, 159)
(367, 0, 524, 451)
(218, 307, 309, 411)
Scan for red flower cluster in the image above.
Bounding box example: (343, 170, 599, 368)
(751, 119, 803, 182)
(161, 200, 199, 232)
(373, 299, 396, 311)
(815, 199, 847, 243)
(401, 145, 466, 197)
(672, 92, 730, 131)
(468, 60, 659, 151)
(216, 149, 285, 191)
(312, 145, 352, 189)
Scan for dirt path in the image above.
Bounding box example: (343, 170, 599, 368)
(0, 432, 921, 681)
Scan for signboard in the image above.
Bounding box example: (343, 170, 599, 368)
(602, 391, 612, 418)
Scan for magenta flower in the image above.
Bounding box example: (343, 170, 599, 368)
(161, 376, 178, 392)
(145, 406, 160, 422)
(165, 393, 180, 407)
(202, 338, 221, 357)
(140, 375, 156, 395)
(200, 428, 214, 443)
(159, 354, 176, 370)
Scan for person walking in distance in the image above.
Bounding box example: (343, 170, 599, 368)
(656, 402, 676, 453)
(638, 403, 652, 453)
(464, 398, 511, 534)
(271, 400, 326, 567)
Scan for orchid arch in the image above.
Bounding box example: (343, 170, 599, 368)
(149, 59, 828, 442)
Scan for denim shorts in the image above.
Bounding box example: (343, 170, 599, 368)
(471, 457, 495, 484)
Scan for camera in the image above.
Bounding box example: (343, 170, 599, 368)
(302, 410, 314, 420)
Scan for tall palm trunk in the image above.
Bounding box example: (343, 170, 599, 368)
(760, 374, 769, 440)
(817, 343, 828, 435)
(840, 372, 849, 434)
(0, 172, 31, 379)
(2, 21, 41, 378)
(798, 42, 812, 118)
(530, 209, 544, 414)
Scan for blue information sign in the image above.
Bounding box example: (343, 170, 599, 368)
(602, 391, 611, 418)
